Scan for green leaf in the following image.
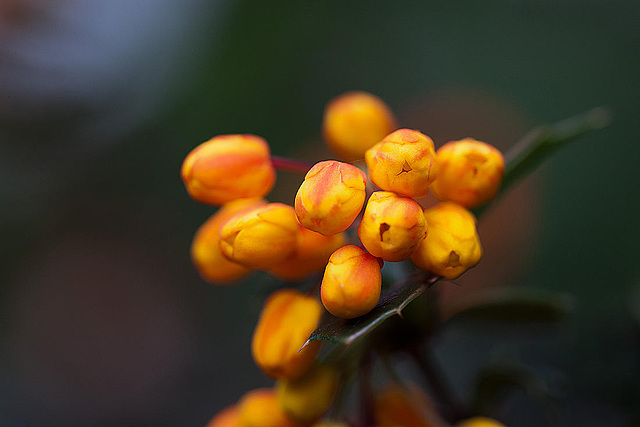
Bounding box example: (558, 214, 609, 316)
(443, 287, 572, 325)
(473, 107, 611, 217)
(472, 363, 559, 415)
(305, 274, 438, 347)
(304, 109, 607, 348)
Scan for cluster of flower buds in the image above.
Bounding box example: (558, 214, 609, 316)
(182, 90, 506, 426)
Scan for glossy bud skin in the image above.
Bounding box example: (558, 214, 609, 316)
(252, 289, 322, 379)
(374, 383, 441, 427)
(323, 91, 397, 162)
(321, 245, 382, 319)
(191, 198, 265, 283)
(270, 226, 346, 281)
(357, 191, 427, 262)
(411, 202, 482, 279)
(238, 389, 302, 427)
(205, 405, 240, 427)
(219, 203, 299, 270)
(295, 161, 368, 236)
(181, 134, 275, 206)
(365, 129, 437, 198)
(431, 138, 505, 208)
(455, 417, 507, 427)
(276, 363, 338, 422)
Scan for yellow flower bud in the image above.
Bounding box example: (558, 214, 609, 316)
(205, 405, 240, 427)
(238, 389, 303, 427)
(455, 417, 507, 427)
(365, 129, 438, 198)
(191, 198, 265, 283)
(252, 289, 323, 379)
(323, 91, 397, 162)
(311, 422, 349, 427)
(373, 383, 443, 427)
(411, 202, 482, 279)
(276, 363, 339, 422)
(270, 226, 346, 281)
(181, 134, 276, 206)
(295, 161, 368, 236)
(219, 203, 299, 270)
(431, 138, 505, 208)
(321, 245, 382, 319)
(357, 191, 427, 262)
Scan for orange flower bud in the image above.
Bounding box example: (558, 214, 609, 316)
(357, 191, 427, 262)
(252, 289, 323, 379)
(191, 198, 266, 283)
(365, 129, 438, 198)
(205, 405, 240, 427)
(276, 363, 339, 422)
(311, 422, 349, 427)
(455, 417, 507, 427)
(323, 91, 397, 162)
(219, 203, 299, 270)
(431, 138, 505, 208)
(181, 134, 276, 205)
(270, 226, 346, 281)
(238, 389, 302, 427)
(295, 161, 368, 236)
(374, 383, 444, 427)
(321, 245, 382, 319)
(411, 202, 482, 279)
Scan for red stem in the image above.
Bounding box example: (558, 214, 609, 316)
(271, 156, 314, 174)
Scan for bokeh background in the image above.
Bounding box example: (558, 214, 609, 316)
(1, 1, 639, 426)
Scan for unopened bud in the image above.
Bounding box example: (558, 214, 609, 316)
(411, 202, 482, 279)
(365, 129, 437, 198)
(219, 203, 299, 270)
(277, 363, 339, 422)
(321, 245, 382, 319)
(181, 134, 275, 205)
(358, 191, 427, 262)
(191, 198, 265, 283)
(431, 138, 505, 208)
(295, 161, 367, 236)
(252, 289, 322, 379)
(323, 91, 397, 162)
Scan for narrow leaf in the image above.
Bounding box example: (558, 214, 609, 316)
(442, 287, 572, 325)
(306, 274, 438, 346)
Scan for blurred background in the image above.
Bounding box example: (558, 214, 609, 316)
(1, 1, 639, 426)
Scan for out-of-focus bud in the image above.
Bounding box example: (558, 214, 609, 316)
(411, 202, 482, 279)
(311, 422, 350, 427)
(252, 289, 323, 379)
(295, 161, 368, 236)
(181, 134, 276, 206)
(365, 129, 438, 198)
(219, 203, 299, 270)
(323, 91, 397, 162)
(374, 383, 445, 427)
(455, 417, 507, 427)
(191, 198, 265, 283)
(205, 405, 240, 427)
(321, 245, 382, 319)
(270, 226, 346, 281)
(357, 191, 427, 262)
(276, 363, 339, 422)
(431, 138, 505, 208)
(237, 389, 302, 427)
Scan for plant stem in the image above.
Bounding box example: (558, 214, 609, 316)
(473, 107, 611, 218)
(409, 344, 466, 423)
(358, 352, 375, 427)
(271, 155, 314, 174)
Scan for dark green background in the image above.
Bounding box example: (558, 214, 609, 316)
(1, 1, 638, 426)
